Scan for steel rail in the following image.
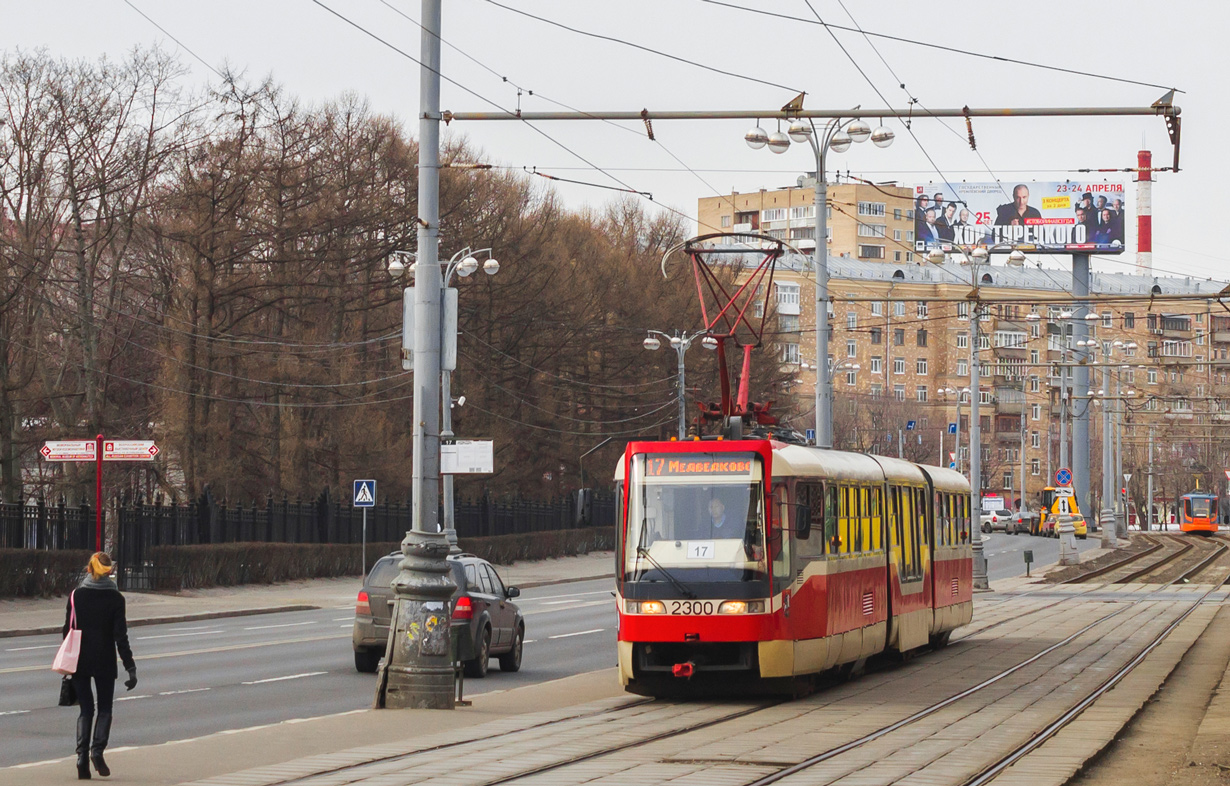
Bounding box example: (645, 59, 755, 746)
(1174, 536, 1230, 584)
(1063, 534, 1162, 584)
(1115, 535, 1195, 583)
(961, 576, 1229, 786)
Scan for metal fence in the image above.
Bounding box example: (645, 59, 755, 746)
(3, 488, 616, 548)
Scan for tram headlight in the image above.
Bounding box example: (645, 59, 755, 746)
(718, 600, 766, 614)
(627, 600, 666, 614)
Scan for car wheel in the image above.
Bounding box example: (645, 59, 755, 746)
(499, 625, 524, 673)
(464, 626, 491, 678)
(354, 648, 380, 673)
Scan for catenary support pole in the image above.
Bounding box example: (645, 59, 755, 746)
(1071, 255, 1092, 526)
(1147, 428, 1154, 531)
(813, 158, 830, 448)
(1101, 358, 1117, 548)
(378, 0, 457, 710)
(441, 368, 459, 553)
(95, 433, 103, 552)
(1115, 373, 1126, 536)
(970, 293, 988, 589)
(1059, 350, 1069, 469)
(676, 337, 688, 440)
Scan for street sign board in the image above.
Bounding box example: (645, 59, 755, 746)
(805, 429, 815, 443)
(1123, 473, 1132, 483)
(981, 494, 1003, 513)
(1055, 467, 1072, 487)
(948, 462, 957, 470)
(947, 423, 957, 434)
(906, 420, 916, 431)
(103, 440, 158, 461)
(41, 440, 96, 461)
(441, 440, 494, 474)
(353, 479, 376, 507)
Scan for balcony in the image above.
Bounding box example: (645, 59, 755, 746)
(994, 386, 1025, 414)
(1215, 332, 1230, 344)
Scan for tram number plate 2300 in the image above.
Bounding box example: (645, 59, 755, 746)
(686, 541, 715, 559)
(669, 600, 716, 615)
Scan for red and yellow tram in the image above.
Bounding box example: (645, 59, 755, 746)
(614, 437, 973, 696)
(1178, 492, 1218, 535)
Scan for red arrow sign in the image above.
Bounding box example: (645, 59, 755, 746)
(41, 440, 97, 461)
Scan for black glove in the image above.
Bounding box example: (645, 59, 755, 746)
(124, 668, 137, 691)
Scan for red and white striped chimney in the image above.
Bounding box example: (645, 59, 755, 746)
(1136, 150, 1152, 274)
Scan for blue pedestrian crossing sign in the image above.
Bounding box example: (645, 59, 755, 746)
(906, 420, 916, 431)
(948, 423, 957, 434)
(353, 479, 377, 507)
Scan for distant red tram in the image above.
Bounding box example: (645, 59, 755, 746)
(1178, 492, 1218, 535)
(615, 437, 973, 695)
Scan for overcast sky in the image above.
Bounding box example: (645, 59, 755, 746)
(4, 1, 1226, 282)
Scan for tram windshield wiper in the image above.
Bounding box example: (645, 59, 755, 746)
(635, 547, 697, 599)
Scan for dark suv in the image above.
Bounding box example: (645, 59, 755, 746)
(352, 552, 524, 678)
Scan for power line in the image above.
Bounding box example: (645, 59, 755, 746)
(698, 0, 1181, 93)
(121, 0, 225, 79)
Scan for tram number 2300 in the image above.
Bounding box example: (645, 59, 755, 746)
(668, 600, 715, 615)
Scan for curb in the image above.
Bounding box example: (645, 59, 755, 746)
(0, 604, 320, 639)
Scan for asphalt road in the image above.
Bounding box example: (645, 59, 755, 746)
(0, 577, 618, 768)
(981, 529, 1101, 581)
(0, 538, 1100, 767)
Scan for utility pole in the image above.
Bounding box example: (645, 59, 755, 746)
(1146, 428, 1154, 531)
(1115, 371, 1126, 537)
(1100, 358, 1116, 548)
(1072, 254, 1092, 528)
(378, 0, 457, 710)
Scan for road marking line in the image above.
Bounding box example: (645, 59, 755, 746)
(0, 633, 349, 674)
(242, 671, 327, 685)
(548, 628, 604, 639)
(159, 688, 211, 696)
(523, 600, 611, 617)
(167, 625, 219, 632)
(243, 621, 318, 631)
(339, 625, 352, 629)
(4, 644, 59, 652)
(137, 630, 224, 640)
(0, 709, 30, 716)
(116, 694, 153, 702)
(522, 640, 536, 644)
(332, 617, 352, 621)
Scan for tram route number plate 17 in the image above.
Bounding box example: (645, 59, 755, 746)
(686, 541, 715, 560)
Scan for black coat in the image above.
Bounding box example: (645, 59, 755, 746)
(62, 586, 135, 680)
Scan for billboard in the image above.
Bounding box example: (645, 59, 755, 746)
(912, 182, 1127, 254)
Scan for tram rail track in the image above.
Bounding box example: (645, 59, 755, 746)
(265, 546, 1230, 786)
(1062, 534, 1162, 584)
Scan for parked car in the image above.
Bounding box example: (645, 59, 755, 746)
(1006, 508, 1038, 536)
(980, 508, 1014, 533)
(353, 552, 524, 677)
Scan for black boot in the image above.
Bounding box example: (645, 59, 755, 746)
(90, 712, 112, 777)
(75, 715, 92, 780)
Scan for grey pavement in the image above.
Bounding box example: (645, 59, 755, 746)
(0, 575, 618, 768)
(0, 550, 615, 636)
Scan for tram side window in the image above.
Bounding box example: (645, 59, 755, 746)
(916, 487, 929, 563)
(854, 486, 865, 553)
(840, 485, 852, 555)
(616, 482, 625, 579)
(796, 483, 826, 558)
(826, 483, 839, 551)
(869, 487, 882, 551)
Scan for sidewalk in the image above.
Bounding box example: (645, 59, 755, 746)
(0, 551, 615, 637)
(0, 668, 628, 785)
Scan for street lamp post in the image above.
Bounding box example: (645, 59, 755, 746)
(377, 0, 454, 710)
(643, 330, 717, 439)
(928, 244, 1026, 591)
(745, 115, 893, 448)
(391, 247, 500, 554)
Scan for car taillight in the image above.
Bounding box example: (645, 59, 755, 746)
(452, 596, 473, 620)
(355, 590, 371, 617)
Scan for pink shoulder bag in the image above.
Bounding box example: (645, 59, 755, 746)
(52, 590, 81, 675)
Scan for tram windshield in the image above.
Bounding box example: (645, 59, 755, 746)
(1187, 497, 1213, 518)
(625, 452, 768, 584)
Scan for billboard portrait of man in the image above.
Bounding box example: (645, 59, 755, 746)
(994, 184, 1042, 226)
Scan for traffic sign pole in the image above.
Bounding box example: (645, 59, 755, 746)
(95, 434, 103, 552)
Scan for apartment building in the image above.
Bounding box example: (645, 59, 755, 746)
(697, 182, 917, 264)
(742, 253, 1227, 510)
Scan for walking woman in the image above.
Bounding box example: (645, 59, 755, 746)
(63, 552, 137, 779)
